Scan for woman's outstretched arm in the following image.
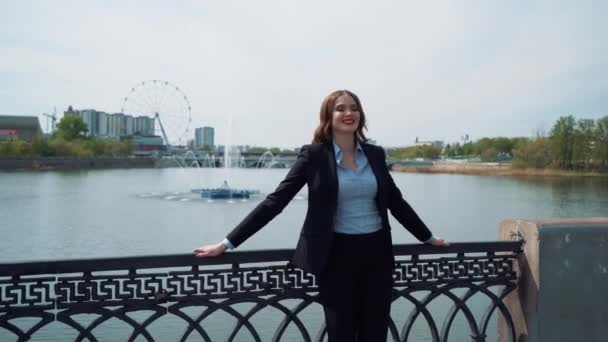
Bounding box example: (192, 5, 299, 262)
(194, 145, 311, 257)
(380, 147, 448, 246)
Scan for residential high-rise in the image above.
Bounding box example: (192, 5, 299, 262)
(98, 112, 109, 136)
(135, 116, 154, 136)
(61, 106, 158, 144)
(203, 126, 214, 147)
(80, 109, 97, 136)
(109, 113, 127, 137)
(125, 115, 135, 136)
(194, 126, 214, 148)
(64, 107, 152, 138)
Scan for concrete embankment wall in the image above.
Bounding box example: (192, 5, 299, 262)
(393, 162, 607, 176)
(0, 157, 156, 171)
(392, 161, 512, 175)
(499, 217, 608, 342)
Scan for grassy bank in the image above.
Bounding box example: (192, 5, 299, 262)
(392, 163, 607, 177)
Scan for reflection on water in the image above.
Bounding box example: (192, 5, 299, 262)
(511, 176, 608, 217)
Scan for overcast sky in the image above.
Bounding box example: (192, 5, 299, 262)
(1, 0, 607, 148)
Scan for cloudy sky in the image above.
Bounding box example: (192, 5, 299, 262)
(1, 0, 607, 148)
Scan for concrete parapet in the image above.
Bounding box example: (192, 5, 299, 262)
(499, 218, 608, 342)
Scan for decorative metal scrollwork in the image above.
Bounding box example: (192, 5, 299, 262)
(1, 241, 522, 341)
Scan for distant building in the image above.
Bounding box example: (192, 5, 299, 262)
(63, 106, 154, 139)
(135, 116, 154, 136)
(414, 137, 444, 149)
(64, 106, 79, 118)
(194, 126, 214, 148)
(106, 113, 121, 137)
(0, 115, 42, 141)
(216, 144, 249, 154)
(120, 135, 165, 156)
(81, 109, 96, 136)
(98, 112, 109, 136)
(194, 128, 203, 147)
(110, 113, 126, 137)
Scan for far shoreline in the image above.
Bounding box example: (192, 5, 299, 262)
(392, 162, 608, 177)
(0, 156, 156, 171)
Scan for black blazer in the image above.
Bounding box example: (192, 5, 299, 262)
(226, 141, 433, 275)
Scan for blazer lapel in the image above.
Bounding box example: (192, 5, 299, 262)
(325, 142, 339, 206)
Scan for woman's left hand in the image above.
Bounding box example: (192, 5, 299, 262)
(429, 237, 449, 247)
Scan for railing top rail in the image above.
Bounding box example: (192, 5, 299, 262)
(0, 240, 522, 277)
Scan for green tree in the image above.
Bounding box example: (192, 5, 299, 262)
(493, 137, 515, 153)
(512, 137, 530, 151)
(55, 116, 88, 140)
(197, 144, 214, 153)
(82, 139, 109, 156)
(247, 147, 269, 153)
(32, 136, 55, 156)
(512, 137, 551, 168)
(449, 143, 463, 157)
(245, 146, 284, 154)
(103, 140, 132, 157)
(461, 142, 475, 156)
(17, 141, 33, 156)
(480, 147, 497, 162)
(0, 141, 18, 157)
(474, 138, 493, 155)
(572, 118, 595, 169)
(550, 115, 576, 168)
(116, 141, 133, 156)
(49, 137, 79, 156)
(594, 116, 608, 168)
(389, 145, 441, 160)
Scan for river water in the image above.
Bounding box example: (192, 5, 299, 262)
(1, 168, 607, 341)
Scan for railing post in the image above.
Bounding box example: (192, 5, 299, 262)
(499, 218, 608, 342)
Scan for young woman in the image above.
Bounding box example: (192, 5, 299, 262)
(194, 89, 448, 341)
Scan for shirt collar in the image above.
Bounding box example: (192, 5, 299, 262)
(332, 139, 363, 163)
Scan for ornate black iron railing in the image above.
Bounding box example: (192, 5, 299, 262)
(0, 241, 522, 341)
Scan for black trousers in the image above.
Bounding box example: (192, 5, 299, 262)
(319, 229, 394, 342)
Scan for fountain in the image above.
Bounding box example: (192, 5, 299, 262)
(191, 114, 259, 200)
(256, 151, 274, 168)
(199, 153, 215, 168)
(165, 150, 200, 168)
(255, 150, 288, 168)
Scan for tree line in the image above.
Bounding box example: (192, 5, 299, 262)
(387, 115, 608, 172)
(0, 116, 132, 158)
(3, 115, 608, 171)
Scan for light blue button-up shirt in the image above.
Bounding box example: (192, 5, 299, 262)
(332, 141, 383, 234)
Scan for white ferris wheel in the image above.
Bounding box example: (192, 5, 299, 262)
(121, 80, 192, 146)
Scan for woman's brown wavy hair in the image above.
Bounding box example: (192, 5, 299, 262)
(312, 90, 368, 144)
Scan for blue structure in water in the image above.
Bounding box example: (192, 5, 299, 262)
(192, 180, 259, 200)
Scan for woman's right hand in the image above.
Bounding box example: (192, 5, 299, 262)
(193, 242, 227, 257)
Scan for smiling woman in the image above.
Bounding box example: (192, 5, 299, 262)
(193, 89, 448, 342)
(313, 90, 368, 148)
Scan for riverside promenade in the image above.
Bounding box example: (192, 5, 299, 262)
(1, 218, 607, 341)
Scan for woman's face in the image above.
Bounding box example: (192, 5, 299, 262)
(331, 94, 360, 136)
